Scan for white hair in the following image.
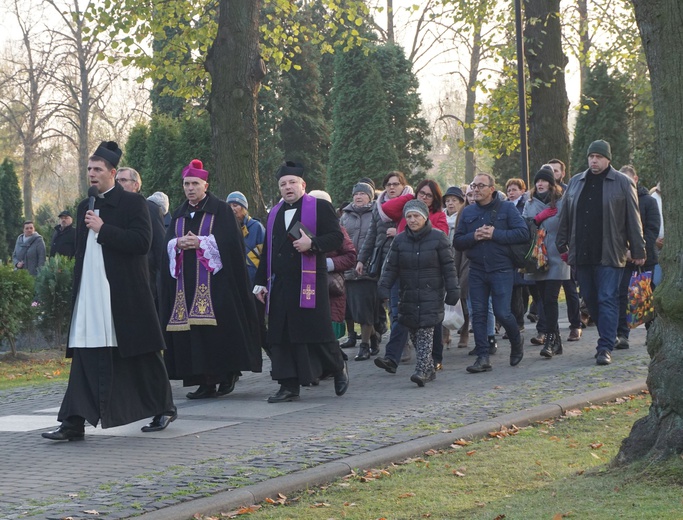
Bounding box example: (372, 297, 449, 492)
(147, 191, 170, 214)
(308, 189, 332, 203)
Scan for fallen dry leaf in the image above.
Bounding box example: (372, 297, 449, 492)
(590, 442, 604, 450)
(453, 470, 466, 477)
(591, 453, 601, 460)
(221, 505, 261, 517)
(83, 511, 99, 516)
(310, 502, 330, 508)
(452, 439, 472, 446)
(493, 515, 507, 520)
(398, 492, 416, 498)
(466, 450, 476, 456)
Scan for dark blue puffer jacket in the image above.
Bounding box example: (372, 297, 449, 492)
(453, 193, 529, 272)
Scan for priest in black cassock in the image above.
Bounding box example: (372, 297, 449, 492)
(42, 141, 176, 441)
(160, 160, 262, 399)
(254, 161, 350, 402)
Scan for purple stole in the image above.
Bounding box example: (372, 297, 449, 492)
(167, 212, 217, 331)
(266, 194, 318, 313)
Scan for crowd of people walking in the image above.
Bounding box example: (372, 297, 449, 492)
(37, 137, 660, 441)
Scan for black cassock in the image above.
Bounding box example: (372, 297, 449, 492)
(255, 195, 344, 385)
(160, 192, 262, 386)
(58, 184, 173, 429)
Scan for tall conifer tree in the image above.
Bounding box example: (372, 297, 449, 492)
(570, 63, 630, 173)
(327, 47, 398, 204)
(0, 159, 24, 262)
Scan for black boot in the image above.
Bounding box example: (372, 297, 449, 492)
(355, 342, 371, 361)
(466, 356, 492, 373)
(369, 333, 380, 356)
(488, 335, 498, 355)
(540, 332, 555, 358)
(553, 331, 563, 356)
(510, 334, 524, 366)
(340, 331, 357, 349)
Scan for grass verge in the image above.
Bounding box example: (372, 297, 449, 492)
(0, 350, 70, 390)
(194, 392, 683, 520)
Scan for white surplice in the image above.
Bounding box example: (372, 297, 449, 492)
(68, 213, 118, 348)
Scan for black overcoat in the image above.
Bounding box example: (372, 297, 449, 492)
(378, 221, 460, 329)
(255, 196, 343, 344)
(160, 192, 263, 378)
(67, 183, 165, 358)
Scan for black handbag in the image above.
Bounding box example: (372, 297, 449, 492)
(328, 271, 345, 297)
(367, 235, 390, 278)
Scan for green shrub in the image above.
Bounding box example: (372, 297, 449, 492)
(0, 266, 35, 355)
(34, 255, 74, 347)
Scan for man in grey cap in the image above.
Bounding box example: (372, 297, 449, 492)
(50, 210, 76, 258)
(556, 139, 645, 366)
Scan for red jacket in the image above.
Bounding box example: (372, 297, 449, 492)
(381, 193, 449, 234)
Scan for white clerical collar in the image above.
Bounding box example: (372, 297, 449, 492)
(284, 208, 296, 229)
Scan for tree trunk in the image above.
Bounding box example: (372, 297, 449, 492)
(387, 0, 395, 44)
(616, 0, 683, 464)
(78, 25, 90, 197)
(523, 0, 570, 172)
(463, 4, 485, 184)
(22, 146, 34, 220)
(577, 0, 590, 93)
(206, 0, 265, 214)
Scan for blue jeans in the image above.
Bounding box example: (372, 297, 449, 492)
(576, 265, 623, 352)
(469, 268, 519, 357)
(467, 295, 495, 336)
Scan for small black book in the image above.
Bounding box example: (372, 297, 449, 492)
(288, 221, 315, 241)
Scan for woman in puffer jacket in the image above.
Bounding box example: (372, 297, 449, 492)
(378, 200, 460, 387)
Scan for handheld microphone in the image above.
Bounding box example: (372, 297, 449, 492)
(87, 186, 99, 212)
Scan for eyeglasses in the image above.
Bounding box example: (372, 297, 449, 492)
(385, 182, 402, 188)
(116, 178, 135, 184)
(417, 190, 434, 199)
(469, 183, 491, 190)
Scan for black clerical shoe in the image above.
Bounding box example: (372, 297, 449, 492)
(216, 374, 240, 397)
(186, 384, 217, 399)
(41, 425, 84, 441)
(141, 411, 178, 432)
(267, 387, 300, 403)
(333, 362, 350, 396)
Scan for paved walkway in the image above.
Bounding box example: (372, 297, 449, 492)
(0, 307, 650, 520)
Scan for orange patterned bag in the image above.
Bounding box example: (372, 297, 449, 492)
(626, 270, 655, 328)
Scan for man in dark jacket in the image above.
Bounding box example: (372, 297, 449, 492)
(454, 173, 529, 374)
(50, 210, 76, 258)
(615, 165, 660, 349)
(254, 161, 349, 402)
(556, 140, 645, 366)
(42, 141, 175, 441)
(115, 167, 165, 309)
